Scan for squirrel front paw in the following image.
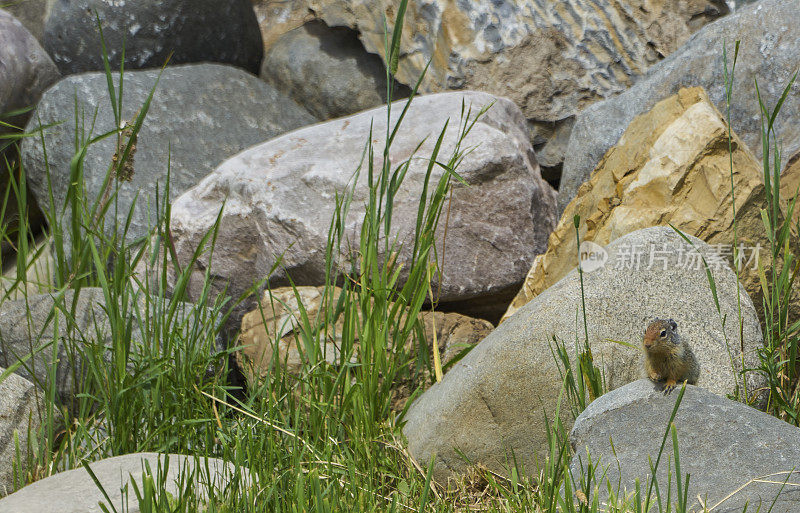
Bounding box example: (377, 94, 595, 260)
(661, 379, 678, 395)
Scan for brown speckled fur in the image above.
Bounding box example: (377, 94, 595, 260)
(643, 318, 700, 394)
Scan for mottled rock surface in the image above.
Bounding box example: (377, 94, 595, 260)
(22, 64, 316, 246)
(403, 227, 764, 482)
(504, 88, 774, 323)
(570, 380, 800, 513)
(253, 0, 728, 168)
(43, 0, 263, 75)
(260, 20, 409, 120)
(560, 0, 800, 213)
(0, 452, 249, 512)
(168, 91, 557, 320)
(0, 370, 41, 497)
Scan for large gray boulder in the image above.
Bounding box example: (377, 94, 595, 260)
(22, 64, 316, 246)
(0, 452, 249, 512)
(0, 370, 42, 497)
(167, 91, 558, 321)
(43, 0, 263, 75)
(0, 288, 224, 407)
(260, 20, 410, 120)
(559, 0, 800, 213)
(403, 226, 764, 482)
(570, 380, 800, 513)
(0, 9, 59, 130)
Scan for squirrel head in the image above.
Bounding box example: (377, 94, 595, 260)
(643, 318, 679, 350)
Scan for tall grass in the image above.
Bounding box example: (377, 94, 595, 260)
(752, 69, 800, 425)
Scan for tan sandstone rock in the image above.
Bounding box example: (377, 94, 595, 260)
(237, 286, 493, 398)
(503, 87, 779, 323)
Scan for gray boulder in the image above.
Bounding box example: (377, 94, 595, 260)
(167, 91, 558, 321)
(22, 64, 316, 246)
(0, 288, 224, 407)
(0, 452, 249, 512)
(260, 20, 410, 120)
(569, 380, 800, 513)
(0, 370, 42, 497)
(0, 9, 59, 131)
(43, 0, 263, 75)
(560, 0, 800, 213)
(0, 8, 59, 232)
(403, 226, 764, 482)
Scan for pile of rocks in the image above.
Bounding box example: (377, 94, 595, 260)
(3, 0, 800, 508)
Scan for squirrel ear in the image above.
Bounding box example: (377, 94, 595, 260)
(669, 319, 677, 331)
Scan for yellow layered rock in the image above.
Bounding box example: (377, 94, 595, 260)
(503, 87, 776, 322)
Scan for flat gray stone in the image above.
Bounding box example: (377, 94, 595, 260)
(559, 0, 800, 213)
(43, 0, 263, 75)
(0, 452, 248, 512)
(570, 379, 800, 513)
(22, 64, 317, 246)
(403, 226, 764, 482)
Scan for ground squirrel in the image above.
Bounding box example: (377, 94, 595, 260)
(643, 318, 700, 394)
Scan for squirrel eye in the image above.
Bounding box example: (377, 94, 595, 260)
(659, 330, 666, 337)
